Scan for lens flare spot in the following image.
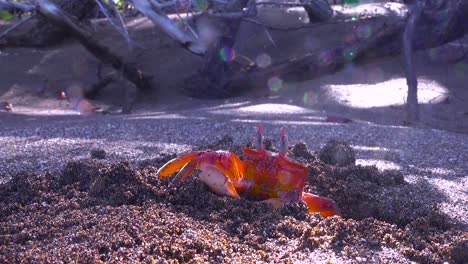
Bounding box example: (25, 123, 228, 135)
(192, 0, 209, 12)
(319, 51, 334, 65)
(345, 0, 360, 5)
(219, 46, 235, 62)
(268, 77, 283, 93)
(356, 24, 372, 39)
(454, 62, 468, 80)
(75, 99, 96, 115)
(343, 48, 355, 61)
(256, 53, 272, 68)
(344, 33, 357, 45)
(303, 91, 314, 106)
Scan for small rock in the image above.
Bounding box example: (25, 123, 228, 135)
(325, 115, 353, 123)
(90, 149, 106, 159)
(319, 139, 356, 167)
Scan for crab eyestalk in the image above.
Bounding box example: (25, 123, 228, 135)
(279, 127, 288, 157)
(255, 123, 264, 151)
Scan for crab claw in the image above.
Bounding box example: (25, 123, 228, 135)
(156, 151, 243, 198)
(302, 192, 341, 218)
(157, 152, 200, 179)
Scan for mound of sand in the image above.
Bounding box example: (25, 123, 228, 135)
(1, 139, 466, 263)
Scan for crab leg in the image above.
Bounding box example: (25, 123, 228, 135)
(213, 152, 244, 183)
(172, 157, 200, 184)
(302, 192, 340, 218)
(157, 152, 200, 178)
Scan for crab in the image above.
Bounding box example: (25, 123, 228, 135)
(157, 124, 340, 218)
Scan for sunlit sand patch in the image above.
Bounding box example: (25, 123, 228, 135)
(231, 119, 342, 126)
(127, 114, 207, 120)
(326, 78, 448, 108)
(198, 101, 251, 111)
(5, 107, 78, 116)
(337, 2, 407, 17)
(351, 145, 397, 152)
(428, 177, 468, 224)
(421, 167, 457, 176)
(356, 159, 401, 171)
(233, 103, 313, 114)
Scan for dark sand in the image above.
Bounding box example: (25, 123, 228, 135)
(1, 139, 466, 263)
(1, 12, 467, 263)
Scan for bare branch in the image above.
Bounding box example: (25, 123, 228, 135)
(35, 0, 154, 91)
(95, 0, 133, 49)
(0, 0, 35, 13)
(149, 0, 176, 8)
(132, 0, 206, 54)
(0, 15, 33, 40)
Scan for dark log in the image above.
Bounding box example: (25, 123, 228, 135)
(225, 1, 468, 91)
(36, 0, 153, 92)
(300, 0, 334, 22)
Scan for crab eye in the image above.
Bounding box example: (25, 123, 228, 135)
(256, 123, 264, 151)
(279, 127, 288, 156)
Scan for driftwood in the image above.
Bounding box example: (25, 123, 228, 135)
(1, 0, 467, 119)
(223, 1, 468, 95)
(0, 0, 97, 47)
(132, 0, 207, 55)
(183, 0, 336, 97)
(35, 0, 153, 92)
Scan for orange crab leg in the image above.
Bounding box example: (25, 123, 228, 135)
(157, 152, 200, 178)
(213, 152, 244, 183)
(302, 193, 340, 218)
(173, 157, 200, 184)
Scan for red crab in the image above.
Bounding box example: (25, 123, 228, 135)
(157, 124, 340, 218)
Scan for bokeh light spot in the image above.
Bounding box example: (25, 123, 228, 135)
(268, 77, 283, 93)
(356, 24, 372, 40)
(219, 46, 235, 62)
(192, 0, 209, 12)
(344, 0, 360, 5)
(319, 51, 334, 65)
(303, 91, 314, 106)
(75, 99, 96, 115)
(454, 62, 468, 80)
(256, 53, 272, 68)
(343, 48, 356, 61)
